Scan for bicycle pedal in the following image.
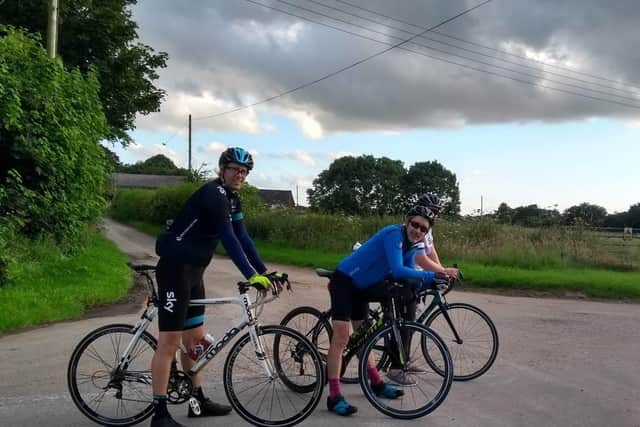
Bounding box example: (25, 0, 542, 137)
(188, 397, 201, 416)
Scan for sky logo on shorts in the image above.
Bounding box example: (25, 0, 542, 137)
(164, 291, 177, 313)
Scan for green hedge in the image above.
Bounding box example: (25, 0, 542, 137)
(109, 186, 639, 271)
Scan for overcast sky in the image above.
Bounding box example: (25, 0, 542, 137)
(113, 0, 640, 214)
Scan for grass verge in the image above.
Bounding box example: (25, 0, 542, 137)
(0, 232, 131, 332)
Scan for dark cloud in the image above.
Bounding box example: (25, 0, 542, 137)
(132, 0, 640, 134)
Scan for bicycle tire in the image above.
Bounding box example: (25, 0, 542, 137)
(67, 323, 157, 427)
(224, 325, 324, 427)
(424, 303, 499, 381)
(359, 321, 453, 419)
(279, 306, 332, 364)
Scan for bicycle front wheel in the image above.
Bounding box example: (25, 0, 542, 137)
(224, 325, 324, 427)
(67, 323, 157, 427)
(425, 303, 499, 381)
(359, 322, 453, 419)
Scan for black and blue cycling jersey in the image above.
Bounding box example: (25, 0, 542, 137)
(155, 178, 265, 278)
(337, 224, 435, 289)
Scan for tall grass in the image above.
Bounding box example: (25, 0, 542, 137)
(110, 186, 639, 272)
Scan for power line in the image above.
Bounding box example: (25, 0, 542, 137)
(192, 0, 492, 120)
(275, 0, 639, 103)
(306, 0, 639, 95)
(332, 0, 640, 90)
(234, 0, 640, 110)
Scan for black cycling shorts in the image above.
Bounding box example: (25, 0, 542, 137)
(329, 270, 392, 322)
(156, 257, 206, 331)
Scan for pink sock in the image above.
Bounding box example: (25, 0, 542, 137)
(367, 366, 382, 385)
(328, 378, 341, 400)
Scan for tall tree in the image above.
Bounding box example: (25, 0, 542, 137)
(563, 203, 608, 227)
(118, 154, 187, 175)
(495, 202, 514, 224)
(0, 0, 167, 144)
(401, 161, 461, 216)
(307, 155, 406, 216)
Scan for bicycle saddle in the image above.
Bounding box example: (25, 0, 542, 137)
(315, 268, 334, 278)
(127, 262, 157, 272)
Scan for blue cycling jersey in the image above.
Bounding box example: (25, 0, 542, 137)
(155, 178, 266, 278)
(337, 224, 435, 289)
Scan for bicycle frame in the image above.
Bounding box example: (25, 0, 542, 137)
(416, 291, 463, 344)
(188, 292, 277, 378)
(114, 286, 279, 383)
(342, 294, 409, 367)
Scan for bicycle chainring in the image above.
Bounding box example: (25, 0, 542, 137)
(166, 370, 193, 404)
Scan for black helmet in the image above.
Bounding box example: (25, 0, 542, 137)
(406, 205, 437, 226)
(417, 192, 444, 214)
(219, 147, 254, 170)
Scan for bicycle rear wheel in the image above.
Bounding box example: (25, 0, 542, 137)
(224, 325, 324, 427)
(67, 323, 156, 427)
(359, 322, 453, 419)
(424, 303, 499, 381)
(280, 306, 332, 365)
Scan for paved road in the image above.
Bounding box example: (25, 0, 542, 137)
(1, 218, 639, 427)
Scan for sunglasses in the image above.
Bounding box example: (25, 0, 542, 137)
(409, 220, 430, 233)
(225, 165, 249, 176)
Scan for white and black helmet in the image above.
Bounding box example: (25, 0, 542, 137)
(417, 192, 444, 215)
(406, 205, 437, 226)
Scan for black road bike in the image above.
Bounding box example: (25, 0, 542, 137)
(281, 268, 498, 383)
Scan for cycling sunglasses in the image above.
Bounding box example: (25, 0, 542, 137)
(409, 220, 430, 233)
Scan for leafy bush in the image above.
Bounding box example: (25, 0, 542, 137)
(148, 182, 201, 224)
(110, 182, 264, 228)
(0, 216, 17, 286)
(0, 27, 109, 246)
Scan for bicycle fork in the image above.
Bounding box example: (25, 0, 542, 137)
(439, 305, 464, 345)
(248, 325, 277, 380)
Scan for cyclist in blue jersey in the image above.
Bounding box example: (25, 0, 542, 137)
(150, 147, 285, 427)
(386, 193, 458, 385)
(325, 205, 439, 416)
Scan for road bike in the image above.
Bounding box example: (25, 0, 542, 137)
(282, 273, 453, 419)
(67, 263, 324, 427)
(282, 268, 498, 383)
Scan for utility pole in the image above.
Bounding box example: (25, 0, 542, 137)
(46, 0, 59, 58)
(296, 185, 299, 207)
(188, 114, 192, 172)
(480, 195, 484, 216)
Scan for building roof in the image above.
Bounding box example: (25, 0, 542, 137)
(258, 189, 295, 207)
(113, 173, 186, 189)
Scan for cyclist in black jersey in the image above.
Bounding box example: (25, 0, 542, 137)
(150, 147, 285, 427)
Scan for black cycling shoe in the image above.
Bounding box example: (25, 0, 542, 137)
(187, 397, 233, 417)
(150, 414, 186, 427)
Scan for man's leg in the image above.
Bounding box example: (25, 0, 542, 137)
(151, 331, 185, 427)
(326, 320, 357, 415)
(180, 263, 232, 418)
(326, 273, 357, 416)
(387, 290, 420, 385)
(180, 326, 232, 417)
